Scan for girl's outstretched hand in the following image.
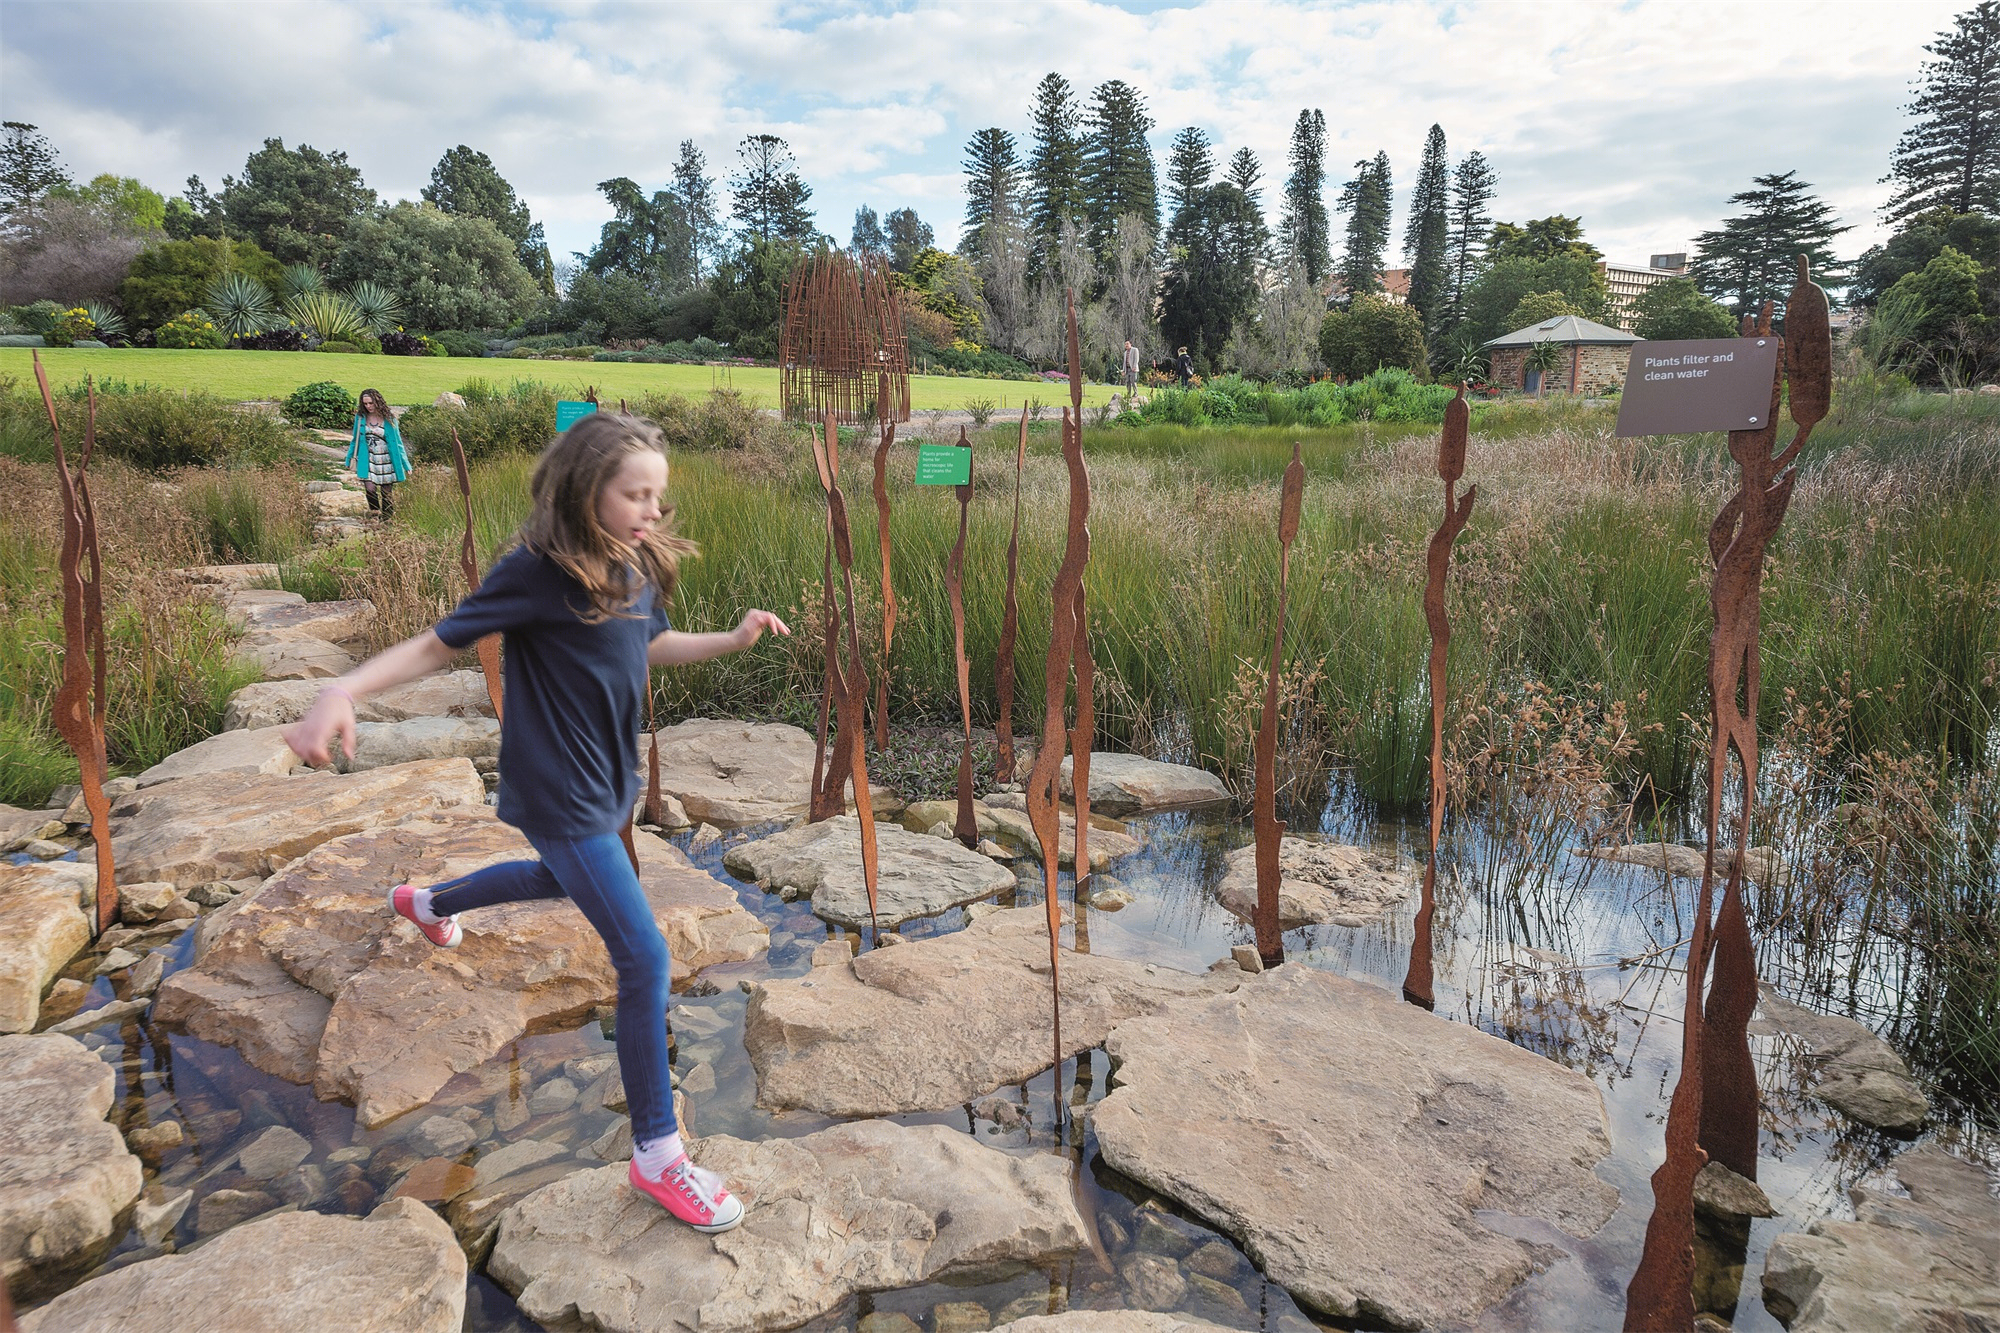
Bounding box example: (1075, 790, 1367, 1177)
(734, 609, 792, 648)
(284, 686, 357, 766)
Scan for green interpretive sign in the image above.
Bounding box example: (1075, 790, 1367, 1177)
(914, 443, 971, 486)
(555, 400, 598, 432)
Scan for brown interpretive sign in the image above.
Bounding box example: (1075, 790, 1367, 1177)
(1615, 336, 1781, 437)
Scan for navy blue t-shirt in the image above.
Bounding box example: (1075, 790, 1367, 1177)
(434, 546, 670, 837)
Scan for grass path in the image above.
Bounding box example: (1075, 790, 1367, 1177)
(0, 347, 1116, 411)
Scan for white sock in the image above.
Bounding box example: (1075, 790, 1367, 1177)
(633, 1131, 685, 1180)
(411, 888, 446, 925)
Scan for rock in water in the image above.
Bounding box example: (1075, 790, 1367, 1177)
(0, 1034, 143, 1297)
(1060, 752, 1231, 815)
(1090, 965, 1618, 1329)
(0, 864, 92, 1033)
(723, 815, 1016, 929)
(489, 1121, 1086, 1333)
(153, 807, 766, 1127)
(745, 907, 1238, 1115)
(994, 1318, 1237, 1333)
(1752, 983, 1929, 1133)
(108, 757, 489, 888)
(18, 1197, 466, 1333)
(1214, 837, 1415, 929)
(1579, 842, 1784, 885)
(648, 719, 819, 825)
(1762, 1145, 1999, 1332)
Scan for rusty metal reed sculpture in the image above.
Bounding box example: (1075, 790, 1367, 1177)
(811, 413, 884, 934)
(33, 356, 116, 932)
(946, 427, 979, 846)
(448, 426, 506, 724)
(1021, 292, 1094, 1100)
(779, 251, 911, 425)
(1403, 389, 1476, 1010)
(808, 472, 847, 823)
(1624, 257, 1831, 1331)
(871, 371, 899, 754)
(1250, 442, 1308, 967)
(994, 405, 1029, 784)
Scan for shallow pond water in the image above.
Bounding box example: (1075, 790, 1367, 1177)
(23, 790, 1990, 1332)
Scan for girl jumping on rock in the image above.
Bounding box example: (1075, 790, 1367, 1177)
(346, 388, 409, 520)
(284, 411, 787, 1234)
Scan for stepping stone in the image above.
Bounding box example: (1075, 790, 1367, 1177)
(1215, 837, 1416, 929)
(133, 725, 306, 789)
(1762, 1145, 1999, 1332)
(0, 864, 93, 1033)
(979, 802, 1141, 871)
(18, 1197, 465, 1332)
(233, 630, 357, 681)
(176, 562, 281, 590)
(0, 1034, 143, 1298)
(489, 1122, 1086, 1333)
(1752, 983, 1929, 1132)
(108, 757, 487, 888)
(223, 670, 495, 731)
(1061, 752, 1231, 814)
(1090, 965, 1619, 1329)
(647, 719, 818, 825)
(240, 598, 375, 643)
(723, 814, 1016, 929)
(744, 906, 1238, 1116)
(154, 807, 766, 1127)
(339, 717, 502, 773)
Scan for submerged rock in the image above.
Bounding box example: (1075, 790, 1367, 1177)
(1762, 1145, 1998, 1332)
(489, 1121, 1086, 1333)
(1060, 752, 1231, 815)
(0, 1034, 143, 1297)
(154, 807, 766, 1127)
(1214, 837, 1416, 929)
(1752, 984, 1929, 1133)
(723, 814, 1015, 929)
(0, 864, 92, 1033)
(745, 906, 1237, 1115)
(994, 1317, 1237, 1333)
(1091, 965, 1619, 1330)
(1580, 841, 1784, 884)
(18, 1197, 466, 1333)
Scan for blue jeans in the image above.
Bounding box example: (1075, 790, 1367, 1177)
(428, 830, 677, 1144)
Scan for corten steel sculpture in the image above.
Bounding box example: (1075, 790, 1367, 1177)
(994, 405, 1029, 784)
(946, 426, 979, 846)
(1403, 389, 1477, 1009)
(34, 358, 116, 932)
(871, 370, 899, 753)
(1624, 258, 1831, 1332)
(1251, 442, 1308, 967)
(779, 251, 911, 425)
(811, 412, 884, 934)
(448, 426, 506, 723)
(1021, 292, 1094, 1099)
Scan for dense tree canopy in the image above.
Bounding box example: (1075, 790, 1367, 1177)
(729, 136, 816, 245)
(1873, 245, 1994, 381)
(1629, 277, 1739, 341)
(671, 140, 722, 279)
(885, 208, 933, 272)
(46, 175, 165, 233)
(958, 128, 1020, 262)
(586, 178, 695, 294)
(1081, 80, 1158, 268)
(1280, 109, 1331, 285)
(117, 236, 282, 329)
(217, 138, 376, 267)
(1460, 252, 1609, 346)
(331, 202, 540, 331)
(1025, 73, 1087, 273)
(0, 122, 70, 224)
(1852, 209, 2000, 305)
(1441, 150, 1498, 341)
(1488, 215, 1600, 263)
(708, 236, 807, 358)
(1318, 295, 1426, 380)
(1884, 2, 2000, 221)
(1335, 152, 1393, 301)
(1160, 182, 1263, 367)
(1690, 171, 1850, 315)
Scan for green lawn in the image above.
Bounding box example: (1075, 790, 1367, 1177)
(0, 348, 1114, 411)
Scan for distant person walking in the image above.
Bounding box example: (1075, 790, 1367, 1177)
(1176, 346, 1194, 386)
(346, 388, 409, 520)
(1122, 339, 1139, 398)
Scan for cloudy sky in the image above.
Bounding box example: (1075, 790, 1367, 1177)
(0, 0, 1961, 271)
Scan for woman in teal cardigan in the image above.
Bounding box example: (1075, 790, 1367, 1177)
(346, 388, 411, 519)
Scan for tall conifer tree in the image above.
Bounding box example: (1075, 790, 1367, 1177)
(1165, 126, 1215, 249)
(1690, 171, 1851, 315)
(1025, 73, 1087, 272)
(1884, 2, 2000, 220)
(1403, 125, 1451, 330)
(1227, 148, 1264, 206)
(1336, 151, 1393, 301)
(1280, 110, 1331, 284)
(1442, 150, 1498, 337)
(959, 127, 1020, 258)
(672, 140, 721, 278)
(1081, 79, 1159, 266)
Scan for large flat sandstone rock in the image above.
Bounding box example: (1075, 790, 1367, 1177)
(995, 1318, 1237, 1333)
(0, 865, 93, 1033)
(224, 670, 495, 730)
(1752, 984, 1929, 1133)
(18, 1197, 466, 1333)
(980, 801, 1142, 871)
(1060, 752, 1230, 815)
(239, 596, 376, 643)
(233, 629, 357, 680)
(154, 808, 765, 1127)
(648, 719, 817, 825)
(723, 814, 1016, 928)
(1215, 837, 1415, 929)
(133, 724, 306, 788)
(1762, 1145, 1998, 1332)
(340, 716, 502, 773)
(1580, 841, 1783, 884)
(745, 907, 1237, 1115)
(1091, 965, 1618, 1330)
(0, 1034, 143, 1296)
(489, 1121, 1087, 1333)
(108, 757, 487, 888)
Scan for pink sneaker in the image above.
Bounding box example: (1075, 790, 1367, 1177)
(628, 1155, 744, 1233)
(388, 883, 462, 948)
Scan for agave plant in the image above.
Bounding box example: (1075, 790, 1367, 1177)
(285, 289, 367, 344)
(205, 272, 280, 337)
(277, 263, 325, 303)
(81, 301, 127, 339)
(345, 281, 405, 335)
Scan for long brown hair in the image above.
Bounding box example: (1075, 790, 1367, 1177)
(519, 411, 698, 624)
(357, 388, 388, 419)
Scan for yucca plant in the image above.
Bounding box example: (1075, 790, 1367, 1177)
(205, 272, 279, 337)
(278, 264, 325, 303)
(346, 281, 405, 335)
(285, 289, 367, 344)
(82, 301, 127, 339)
